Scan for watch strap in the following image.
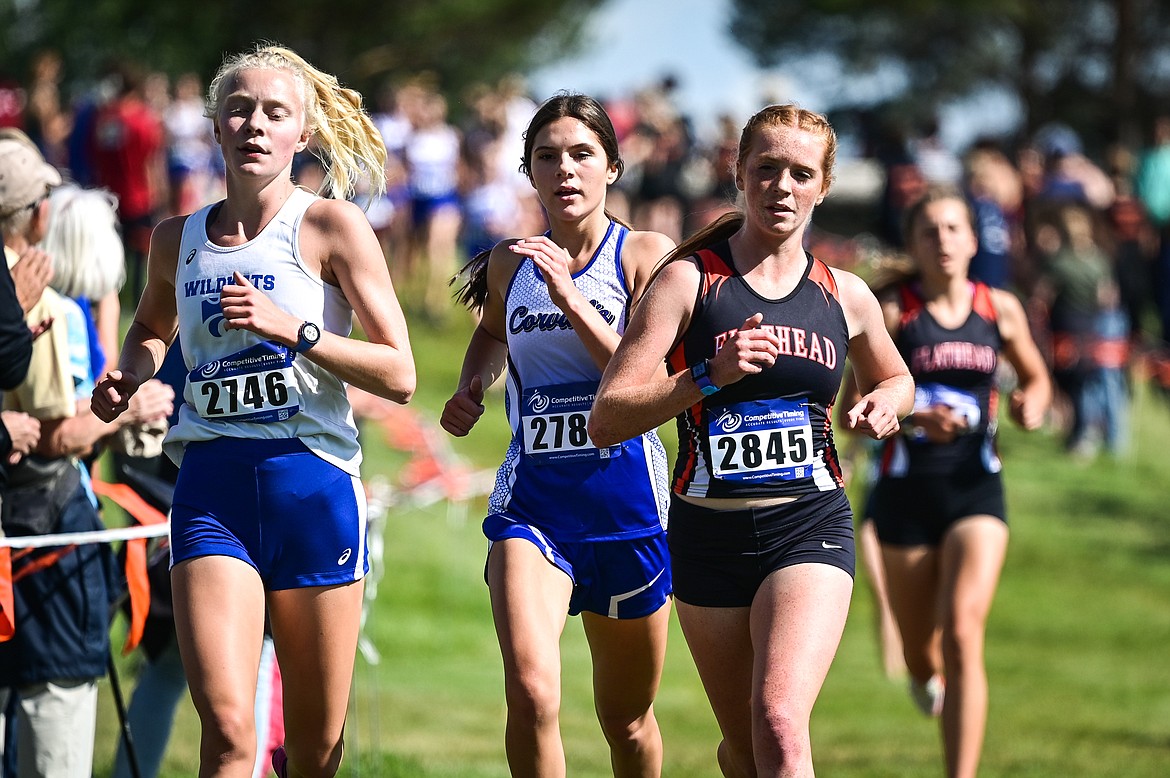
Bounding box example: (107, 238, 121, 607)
(690, 359, 719, 396)
(294, 321, 320, 353)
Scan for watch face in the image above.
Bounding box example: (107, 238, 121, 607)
(303, 323, 321, 343)
(691, 359, 718, 395)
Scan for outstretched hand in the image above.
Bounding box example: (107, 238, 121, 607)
(2, 410, 40, 465)
(846, 394, 902, 440)
(908, 404, 970, 444)
(440, 374, 486, 437)
(29, 317, 53, 340)
(11, 245, 53, 314)
(91, 369, 140, 423)
(1009, 388, 1045, 431)
(124, 379, 175, 426)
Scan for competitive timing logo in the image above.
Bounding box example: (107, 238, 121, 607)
(202, 297, 227, 337)
(527, 390, 550, 413)
(715, 409, 743, 433)
(200, 360, 222, 379)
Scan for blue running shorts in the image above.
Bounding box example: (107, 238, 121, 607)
(483, 514, 671, 619)
(170, 437, 368, 590)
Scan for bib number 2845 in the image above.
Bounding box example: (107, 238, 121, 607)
(708, 399, 815, 482)
(714, 426, 811, 474)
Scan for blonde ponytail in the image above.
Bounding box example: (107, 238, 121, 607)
(207, 43, 387, 200)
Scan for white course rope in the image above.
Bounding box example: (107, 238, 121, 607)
(0, 523, 169, 549)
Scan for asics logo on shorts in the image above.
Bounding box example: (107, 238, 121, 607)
(337, 548, 352, 565)
(527, 390, 550, 413)
(715, 410, 744, 433)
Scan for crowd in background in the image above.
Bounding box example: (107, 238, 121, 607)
(862, 111, 1170, 460)
(4, 52, 1170, 459)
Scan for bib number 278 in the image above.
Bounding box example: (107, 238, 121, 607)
(526, 412, 589, 452)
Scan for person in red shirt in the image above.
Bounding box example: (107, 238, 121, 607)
(90, 61, 166, 296)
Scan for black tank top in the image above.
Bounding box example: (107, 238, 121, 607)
(667, 242, 849, 499)
(877, 281, 1003, 477)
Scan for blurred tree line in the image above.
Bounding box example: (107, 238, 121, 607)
(731, 0, 1170, 151)
(5, 0, 1166, 153)
(0, 0, 603, 111)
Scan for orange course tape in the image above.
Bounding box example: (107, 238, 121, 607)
(0, 547, 12, 641)
(91, 478, 168, 655)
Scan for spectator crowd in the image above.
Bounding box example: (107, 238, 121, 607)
(3, 44, 1170, 778)
(5, 53, 1170, 453)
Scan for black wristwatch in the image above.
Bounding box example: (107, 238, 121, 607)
(293, 321, 321, 353)
(689, 359, 719, 396)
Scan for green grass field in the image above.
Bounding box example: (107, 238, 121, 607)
(92, 311, 1170, 776)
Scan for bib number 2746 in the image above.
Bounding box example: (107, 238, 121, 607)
(189, 340, 302, 424)
(199, 371, 290, 417)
